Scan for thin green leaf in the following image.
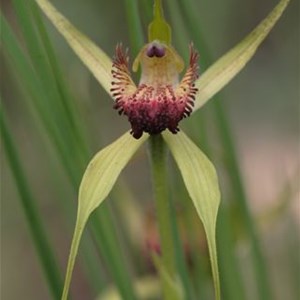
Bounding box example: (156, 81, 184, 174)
(29, 0, 89, 161)
(213, 100, 272, 300)
(12, 0, 88, 178)
(123, 0, 144, 57)
(169, 196, 196, 300)
(2, 13, 79, 187)
(3, 9, 107, 293)
(217, 205, 246, 300)
(193, 0, 290, 112)
(4, 9, 140, 299)
(152, 254, 183, 300)
(62, 132, 148, 300)
(163, 131, 221, 300)
(13, 0, 88, 168)
(35, 0, 113, 96)
(0, 104, 63, 299)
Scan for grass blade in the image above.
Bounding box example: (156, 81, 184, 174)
(35, 0, 113, 96)
(213, 102, 272, 299)
(123, 0, 144, 56)
(0, 104, 63, 299)
(12, 0, 87, 170)
(29, 0, 89, 162)
(3, 9, 141, 299)
(217, 205, 246, 300)
(169, 196, 196, 300)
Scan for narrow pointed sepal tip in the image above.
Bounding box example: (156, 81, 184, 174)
(60, 132, 148, 299)
(193, 0, 290, 113)
(163, 131, 221, 299)
(35, 0, 112, 96)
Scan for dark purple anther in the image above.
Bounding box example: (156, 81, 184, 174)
(146, 43, 165, 58)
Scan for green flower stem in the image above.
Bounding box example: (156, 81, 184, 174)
(149, 134, 177, 299)
(169, 196, 196, 300)
(126, 1, 192, 298)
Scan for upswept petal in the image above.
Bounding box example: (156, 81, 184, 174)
(193, 0, 290, 112)
(174, 44, 199, 116)
(35, 0, 113, 96)
(163, 131, 221, 300)
(61, 132, 148, 300)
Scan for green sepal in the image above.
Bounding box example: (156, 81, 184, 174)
(163, 131, 221, 300)
(61, 132, 148, 300)
(193, 0, 290, 112)
(35, 0, 113, 96)
(148, 0, 171, 44)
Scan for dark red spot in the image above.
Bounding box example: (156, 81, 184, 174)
(146, 44, 165, 58)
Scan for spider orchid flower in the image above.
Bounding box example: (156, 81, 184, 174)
(111, 42, 199, 139)
(35, 0, 289, 299)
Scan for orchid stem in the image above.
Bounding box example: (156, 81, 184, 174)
(149, 134, 177, 299)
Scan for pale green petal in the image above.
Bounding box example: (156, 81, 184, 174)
(163, 131, 221, 300)
(61, 132, 148, 300)
(35, 0, 113, 96)
(193, 0, 290, 112)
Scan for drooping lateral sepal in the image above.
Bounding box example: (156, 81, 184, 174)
(163, 130, 221, 300)
(61, 131, 148, 300)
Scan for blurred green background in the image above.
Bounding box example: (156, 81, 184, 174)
(1, 0, 299, 299)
